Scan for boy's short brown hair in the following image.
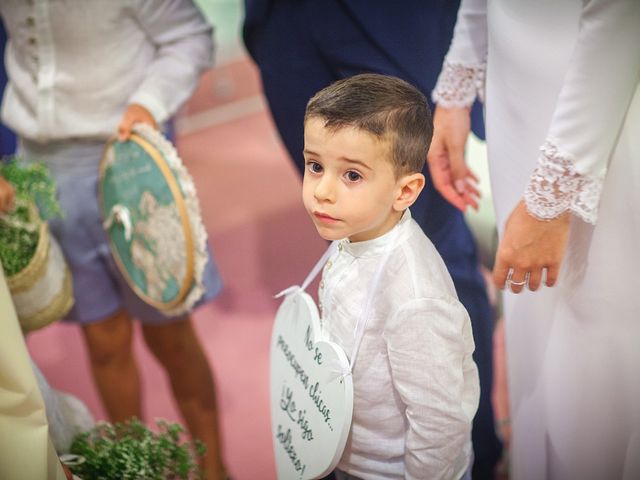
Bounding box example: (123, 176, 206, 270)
(304, 73, 433, 176)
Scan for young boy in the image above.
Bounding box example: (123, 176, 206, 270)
(302, 74, 479, 480)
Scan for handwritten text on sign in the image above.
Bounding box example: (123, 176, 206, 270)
(270, 292, 353, 479)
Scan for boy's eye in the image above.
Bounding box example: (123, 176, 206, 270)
(306, 161, 323, 173)
(345, 170, 362, 182)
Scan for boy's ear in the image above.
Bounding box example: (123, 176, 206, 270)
(393, 173, 425, 212)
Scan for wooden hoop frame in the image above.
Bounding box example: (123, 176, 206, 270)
(98, 134, 195, 311)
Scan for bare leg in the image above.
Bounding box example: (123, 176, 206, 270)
(82, 310, 142, 422)
(142, 316, 226, 480)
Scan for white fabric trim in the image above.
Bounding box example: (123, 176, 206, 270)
(432, 61, 486, 108)
(133, 123, 209, 315)
(524, 140, 605, 224)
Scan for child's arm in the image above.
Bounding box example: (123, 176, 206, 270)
(384, 297, 479, 480)
(0, 175, 15, 213)
(126, 0, 214, 125)
(117, 104, 158, 141)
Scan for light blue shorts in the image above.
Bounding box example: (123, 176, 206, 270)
(20, 138, 222, 325)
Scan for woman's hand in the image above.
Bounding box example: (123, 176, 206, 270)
(427, 105, 480, 211)
(0, 175, 15, 213)
(117, 103, 157, 141)
(493, 200, 571, 293)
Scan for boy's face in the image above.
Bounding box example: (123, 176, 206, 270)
(302, 118, 405, 243)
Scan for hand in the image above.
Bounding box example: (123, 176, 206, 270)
(427, 105, 480, 212)
(0, 175, 15, 213)
(61, 461, 73, 480)
(117, 103, 157, 141)
(493, 200, 570, 293)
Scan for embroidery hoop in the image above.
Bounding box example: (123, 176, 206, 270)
(98, 124, 208, 315)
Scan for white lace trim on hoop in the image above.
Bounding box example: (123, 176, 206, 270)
(133, 123, 209, 315)
(524, 140, 604, 225)
(432, 61, 486, 108)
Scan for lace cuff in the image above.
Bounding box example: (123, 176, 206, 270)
(524, 141, 605, 224)
(432, 61, 486, 108)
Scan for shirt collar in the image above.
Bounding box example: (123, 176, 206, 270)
(340, 209, 411, 258)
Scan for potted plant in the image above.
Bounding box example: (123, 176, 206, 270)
(65, 418, 206, 480)
(0, 158, 73, 331)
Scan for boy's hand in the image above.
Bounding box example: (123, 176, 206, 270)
(117, 103, 157, 141)
(427, 105, 480, 212)
(0, 175, 15, 213)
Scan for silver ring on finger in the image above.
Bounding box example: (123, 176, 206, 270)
(506, 268, 514, 284)
(506, 269, 528, 288)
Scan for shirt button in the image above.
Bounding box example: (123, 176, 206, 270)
(337, 243, 343, 252)
(26, 16, 35, 27)
(319, 280, 325, 289)
(325, 261, 332, 270)
(28, 37, 37, 46)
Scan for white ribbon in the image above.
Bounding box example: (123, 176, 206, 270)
(103, 204, 133, 241)
(59, 454, 86, 466)
(348, 236, 395, 373)
(274, 241, 338, 299)
(273, 285, 302, 299)
(276, 230, 397, 380)
(325, 355, 353, 384)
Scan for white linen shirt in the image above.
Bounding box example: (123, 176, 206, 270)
(319, 210, 479, 480)
(0, 0, 213, 143)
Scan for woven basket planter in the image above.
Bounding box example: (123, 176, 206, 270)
(6, 203, 74, 332)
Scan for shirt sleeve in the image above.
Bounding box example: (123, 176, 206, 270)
(128, 0, 214, 123)
(431, 0, 487, 108)
(523, 0, 640, 224)
(384, 297, 480, 480)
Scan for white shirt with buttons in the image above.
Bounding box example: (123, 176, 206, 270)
(0, 0, 213, 143)
(319, 210, 479, 480)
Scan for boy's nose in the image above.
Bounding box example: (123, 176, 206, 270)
(314, 175, 336, 202)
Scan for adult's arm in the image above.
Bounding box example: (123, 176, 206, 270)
(428, 0, 487, 211)
(523, 0, 640, 224)
(494, 0, 640, 293)
(127, 0, 214, 125)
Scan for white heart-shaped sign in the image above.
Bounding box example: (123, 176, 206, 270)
(270, 290, 354, 479)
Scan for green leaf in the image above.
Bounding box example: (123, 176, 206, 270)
(68, 418, 205, 480)
(0, 156, 62, 276)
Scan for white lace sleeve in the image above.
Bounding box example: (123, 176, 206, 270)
(432, 61, 486, 108)
(524, 141, 605, 224)
(526, 1, 640, 226)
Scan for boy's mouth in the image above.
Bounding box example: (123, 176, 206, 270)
(313, 211, 339, 223)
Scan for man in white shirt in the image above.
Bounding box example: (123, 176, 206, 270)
(302, 73, 479, 479)
(0, 2, 227, 478)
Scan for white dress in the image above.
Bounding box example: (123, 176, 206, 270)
(433, 1, 640, 479)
